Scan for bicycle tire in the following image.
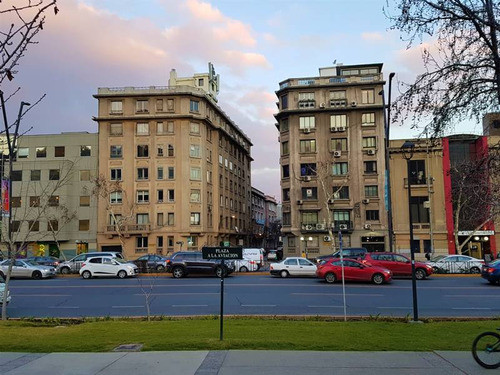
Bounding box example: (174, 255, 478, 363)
(472, 331, 500, 369)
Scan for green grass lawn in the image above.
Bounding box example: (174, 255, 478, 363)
(0, 317, 498, 352)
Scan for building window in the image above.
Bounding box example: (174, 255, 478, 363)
(365, 185, 379, 197)
(31, 170, 41, 181)
(137, 145, 149, 157)
(167, 99, 174, 111)
(156, 99, 163, 112)
(301, 211, 318, 224)
(282, 165, 290, 178)
(168, 167, 175, 180)
(330, 114, 347, 130)
(300, 163, 316, 176)
(48, 220, 58, 232)
(302, 187, 318, 200)
(366, 210, 380, 221)
(110, 100, 122, 114)
(409, 160, 426, 184)
(136, 237, 148, 250)
(48, 195, 59, 206)
(136, 122, 149, 135)
(282, 141, 289, 155)
(333, 186, 349, 199)
(110, 145, 122, 158)
(361, 89, 375, 104)
(298, 92, 315, 108)
(110, 123, 123, 135)
(362, 113, 375, 126)
(11, 197, 21, 208)
(190, 167, 201, 180)
(167, 213, 174, 226)
(30, 196, 40, 207)
(300, 139, 316, 153)
(299, 116, 315, 130)
(190, 212, 201, 225)
(80, 170, 90, 181)
(190, 189, 201, 203)
(11, 170, 22, 181)
(137, 190, 149, 203)
(190, 122, 200, 134)
(157, 166, 164, 180)
(137, 168, 149, 180)
(36, 147, 46, 158)
(110, 191, 122, 204)
(136, 100, 149, 113)
(157, 189, 164, 202)
(332, 162, 348, 176)
(283, 188, 290, 201)
(49, 169, 60, 180)
(168, 189, 175, 202)
(187, 236, 198, 248)
(362, 137, 377, 148)
(331, 138, 348, 152)
(330, 90, 346, 100)
(157, 213, 164, 227)
(17, 148, 29, 158)
(136, 213, 149, 224)
(110, 168, 122, 181)
(281, 94, 288, 109)
(280, 118, 289, 132)
(80, 196, 90, 207)
(410, 196, 430, 223)
(364, 161, 377, 174)
(333, 210, 350, 223)
(80, 146, 91, 157)
(167, 144, 174, 157)
(283, 212, 291, 225)
(29, 220, 40, 231)
(190, 144, 201, 158)
(190, 100, 199, 112)
(79, 220, 90, 231)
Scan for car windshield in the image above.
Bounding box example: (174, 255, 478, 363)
(25, 260, 39, 266)
(489, 259, 500, 266)
(114, 258, 126, 264)
(430, 255, 446, 262)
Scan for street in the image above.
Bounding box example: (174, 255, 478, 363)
(4, 275, 499, 318)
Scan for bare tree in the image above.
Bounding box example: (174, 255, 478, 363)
(385, 0, 500, 136)
(449, 144, 500, 255)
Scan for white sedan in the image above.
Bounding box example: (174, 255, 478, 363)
(270, 257, 317, 278)
(426, 255, 485, 274)
(79, 256, 138, 279)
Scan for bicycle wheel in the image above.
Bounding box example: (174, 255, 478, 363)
(472, 331, 500, 369)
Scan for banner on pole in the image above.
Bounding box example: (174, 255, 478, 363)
(1, 179, 9, 217)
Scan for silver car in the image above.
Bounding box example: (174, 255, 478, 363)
(0, 259, 56, 279)
(0, 275, 11, 305)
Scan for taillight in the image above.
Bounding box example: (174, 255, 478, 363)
(487, 267, 495, 273)
(270, 265, 274, 270)
(82, 262, 86, 268)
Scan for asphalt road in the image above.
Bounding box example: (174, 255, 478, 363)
(4, 274, 499, 318)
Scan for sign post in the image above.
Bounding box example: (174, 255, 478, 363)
(202, 246, 243, 340)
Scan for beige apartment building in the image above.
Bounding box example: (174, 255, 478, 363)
(93, 65, 252, 258)
(275, 63, 388, 257)
(0, 132, 98, 258)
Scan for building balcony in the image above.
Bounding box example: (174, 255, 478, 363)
(404, 177, 433, 188)
(300, 221, 353, 233)
(105, 224, 151, 235)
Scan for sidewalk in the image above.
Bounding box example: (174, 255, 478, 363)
(0, 350, 491, 375)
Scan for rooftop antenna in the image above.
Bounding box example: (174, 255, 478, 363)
(333, 59, 337, 65)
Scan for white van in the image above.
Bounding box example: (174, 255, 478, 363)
(234, 248, 265, 272)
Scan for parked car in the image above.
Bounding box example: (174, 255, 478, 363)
(270, 257, 317, 278)
(236, 248, 265, 271)
(58, 251, 124, 274)
(0, 275, 11, 305)
(316, 258, 392, 285)
(26, 256, 61, 267)
(426, 254, 485, 274)
(131, 254, 169, 273)
(166, 251, 234, 278)
(481, 259, 500, 285)
(315, 248, 368, 264)
(0, 259, 56, 279)
(79, 256, 138, 279)
(360, 252, 433, 280)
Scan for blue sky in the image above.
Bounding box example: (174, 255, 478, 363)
(2, 0, 482, 200)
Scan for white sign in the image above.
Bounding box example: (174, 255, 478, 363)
(457, 230, 494, 236)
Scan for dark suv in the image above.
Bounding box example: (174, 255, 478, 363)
(316, 248, 368, 264)
(166, 251, 235, 278)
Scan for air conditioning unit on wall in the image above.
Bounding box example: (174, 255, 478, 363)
(333, 151, 342, 158)
(364, 224, 372, 230)
(323, 236, 331, 242)
(339, 224, 348, 230)
(366, 149, 376, 155)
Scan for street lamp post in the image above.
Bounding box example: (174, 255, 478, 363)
(300, 236, 313, 258)
(401, 140, 419, 322)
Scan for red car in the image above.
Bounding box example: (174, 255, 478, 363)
(360, 252, 433, 280)
(316, 259, 392, 285)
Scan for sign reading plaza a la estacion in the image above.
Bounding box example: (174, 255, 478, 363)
(202, 247, 243, 260)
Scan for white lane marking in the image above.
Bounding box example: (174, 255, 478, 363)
(112, 305, 144, 308)
(14, 294, 71, 297)
(293, 293, 384, 297)
(172, 305, 208, 307)
(48, 306, 79, 309)
(445, 295, 500, 298)
(377, 307, 411, 309)
(307, 305, 344, 308)
(133, 293, 219, 296)
(241, 304, 276, 307)
(452, 307, 491, 310)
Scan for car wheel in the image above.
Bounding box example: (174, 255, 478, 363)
(60, 267, 71, 275)
(172, 266, 184, 279)
(117, 270, 127, 279)
(280, 270, 289, 278)
(32, 271, 42, 280)
(415, 268, 426, 280)
(215, 267, 226, 278)
(239, 266, 248, 272)
(470, 266, 480, 274)
(372, 273, 384, 285)
(82, 270, 92, 279)
(325, 272, 336, 284)
(156, 265, 165, 272)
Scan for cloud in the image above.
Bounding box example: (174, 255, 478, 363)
(361, 32, 384, 42)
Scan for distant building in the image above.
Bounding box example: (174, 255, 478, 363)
(93, 64, 253, 258)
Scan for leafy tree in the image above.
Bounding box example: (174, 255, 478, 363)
(385, 0, 500, 135)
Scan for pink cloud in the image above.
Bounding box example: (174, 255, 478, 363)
(361, 32, 384, 42)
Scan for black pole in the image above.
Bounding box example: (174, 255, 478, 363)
(220, 258, 224, 341)
(407, 160, 419, 322)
